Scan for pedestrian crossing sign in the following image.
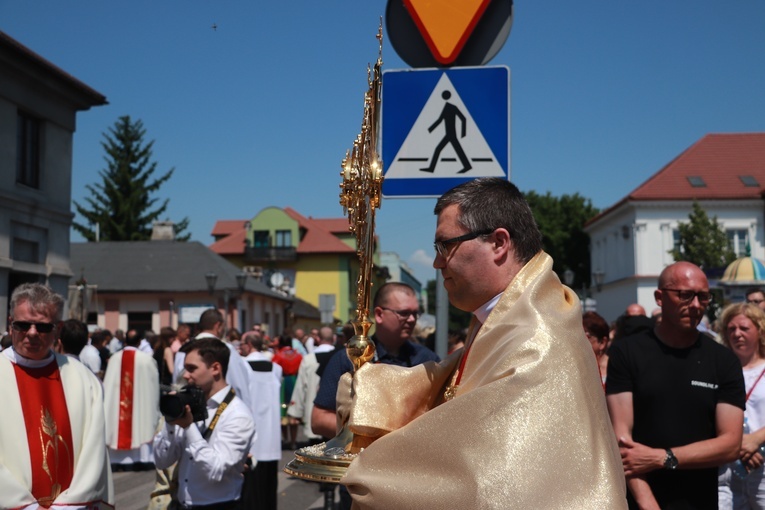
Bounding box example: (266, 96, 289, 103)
(381, 66, 510, 197)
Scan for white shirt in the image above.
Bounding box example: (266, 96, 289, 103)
(244, 353, 282, 461)
(153, 385, 255, 505)
(138, 338, 153, 355)
(744, 362, 765, 433)
(78, 344, 101, 375)
(106, 337, 123, 354)
(313, 343, 335, 354)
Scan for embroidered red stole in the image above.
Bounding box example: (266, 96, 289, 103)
(117, 349, 136, 450)
(13, 360, 74, 508)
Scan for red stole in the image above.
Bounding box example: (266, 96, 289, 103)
(13, 360, 74, 508)
(117, 349, 136, 449)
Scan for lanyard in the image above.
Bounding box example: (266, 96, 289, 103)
(747, 366, 765, 402)
(202, 388, 235, 440)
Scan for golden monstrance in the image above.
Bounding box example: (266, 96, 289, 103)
(284, 22, 384, 483)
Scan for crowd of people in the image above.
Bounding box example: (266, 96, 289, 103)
(4, 176, 765, 509)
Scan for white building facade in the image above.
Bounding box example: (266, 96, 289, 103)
(585, 133, 765, 322)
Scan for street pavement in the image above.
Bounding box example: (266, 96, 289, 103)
(113, 443, 340, 510)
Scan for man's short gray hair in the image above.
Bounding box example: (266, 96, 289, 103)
(10, 283, 65, 322)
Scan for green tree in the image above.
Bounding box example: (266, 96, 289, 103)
(523, 191, 599, 291)
(670, 201, 736, 269)
(73, 115, 189, 241)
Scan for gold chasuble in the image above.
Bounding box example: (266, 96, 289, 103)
(341, 252, 627, 509)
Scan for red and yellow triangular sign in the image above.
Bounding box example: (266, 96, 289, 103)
(403, 0, 492, 64)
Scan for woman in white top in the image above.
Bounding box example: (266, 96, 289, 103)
(720, 303, 765, 510)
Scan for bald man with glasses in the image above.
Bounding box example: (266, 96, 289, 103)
(607, 261, 745, 509)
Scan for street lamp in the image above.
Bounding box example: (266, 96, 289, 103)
(593, 270, 605, 292)
(205, 271, 218, 294)
(235, 271, 248, 333)
(236, 271, 248, 292)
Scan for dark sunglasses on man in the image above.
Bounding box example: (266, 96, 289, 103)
(11, 321, 56, 333)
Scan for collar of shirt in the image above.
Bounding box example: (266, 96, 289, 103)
(374, 337, 414, 364)
(4, 347, 55, 368)
(473, 292, 503, 325)
(207, 385, 232, 410)
(314, 344, 335, 354)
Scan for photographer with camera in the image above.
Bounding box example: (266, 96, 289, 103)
(153, 338, 255, 510)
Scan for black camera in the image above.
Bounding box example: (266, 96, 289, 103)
(159, 386, 207, 423)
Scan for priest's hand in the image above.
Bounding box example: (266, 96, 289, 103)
(169, 405, 193, 429)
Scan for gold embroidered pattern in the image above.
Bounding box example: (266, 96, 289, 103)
(119, 370, 133, 422)
(39, 406, 72, 507)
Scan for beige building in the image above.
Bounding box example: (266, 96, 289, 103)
(0, 31, 106, 329)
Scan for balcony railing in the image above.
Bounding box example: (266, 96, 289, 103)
(245, 246, 297, 263)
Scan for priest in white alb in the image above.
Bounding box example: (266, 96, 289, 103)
(104, 329, 160, 468)
(0, 283, 113, 509)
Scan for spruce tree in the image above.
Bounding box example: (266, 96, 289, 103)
(670, 201, 736, 269)
(73, 115, 189, 241)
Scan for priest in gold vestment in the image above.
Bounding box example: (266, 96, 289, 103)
(341, 178, 626, 509)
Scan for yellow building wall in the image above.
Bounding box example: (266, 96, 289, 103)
(295, 254, 353, 324)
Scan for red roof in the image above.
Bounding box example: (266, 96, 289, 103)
(587, 133, 765, 226)
(209, 227, 247, 255)
(284, 207, 355, 254)
(209, 209, 355, 255)
(211, 220, 247, 237)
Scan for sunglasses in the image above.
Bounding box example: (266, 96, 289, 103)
(11, 321, 56, 333)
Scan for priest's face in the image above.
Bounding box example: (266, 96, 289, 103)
(10, 300, 60, 360)
(433, 204, 495, 312)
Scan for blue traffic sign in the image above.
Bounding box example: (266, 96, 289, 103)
(382, 66, 510, 197)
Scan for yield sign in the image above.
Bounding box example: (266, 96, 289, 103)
(404, 0, 492, 64)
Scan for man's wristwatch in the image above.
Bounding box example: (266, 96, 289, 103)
(663, 448, 678, 470)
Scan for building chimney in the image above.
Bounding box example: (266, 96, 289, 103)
(151, 221, 175, 240)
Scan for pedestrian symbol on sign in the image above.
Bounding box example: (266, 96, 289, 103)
(420, 91, 472, 174)
(385, 73, 505, 179)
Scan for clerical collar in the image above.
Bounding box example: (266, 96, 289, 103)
(207, 384, 232, 409)
(4, 347, 55, 368)
(473, 292, 503, 324)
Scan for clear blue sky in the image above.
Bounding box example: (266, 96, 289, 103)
(2, 1, 764, 285)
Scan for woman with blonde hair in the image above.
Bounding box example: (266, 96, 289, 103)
(720, 303, 765, 509)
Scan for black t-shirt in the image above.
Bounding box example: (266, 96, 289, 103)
(607, 329, 745, 510)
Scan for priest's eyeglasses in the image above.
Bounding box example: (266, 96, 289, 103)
(380, 307, 419, 321)
(660, 288, 713, 305)
(12, 321, 56, 333)
(434, 229, 494, 258)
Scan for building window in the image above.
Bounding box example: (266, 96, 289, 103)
(253, 230, 269, 247)
(127, 312, 153, 335)
(12, 238, 40, 264)
(727, 229, 749, 257)
(672, 229, 682, 255)
(17, 111, 41, 188)
(740, 175, 760, 187)
(275, 230, 292, 247)
(687, 176, 706, 188)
